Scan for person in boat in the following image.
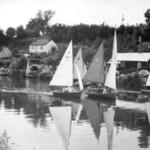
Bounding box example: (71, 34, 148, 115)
(62, 87, 78, 93)
(102, 87, 114, 94)
(97, 83, 105, 93)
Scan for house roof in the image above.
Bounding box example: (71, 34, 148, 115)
(30, 38, 49, 46)
(116, 53, 150, 62)
(0, 47, 12, 58)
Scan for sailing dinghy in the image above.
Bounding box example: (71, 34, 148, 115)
(84, 30, 117, 100)
(49, 41, 84, 99)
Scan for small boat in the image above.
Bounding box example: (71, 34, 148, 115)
(83, 30, 117, 100)
(49, 41, 84, 98)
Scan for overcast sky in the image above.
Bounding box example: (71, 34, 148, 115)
(0, 0, 149, 31)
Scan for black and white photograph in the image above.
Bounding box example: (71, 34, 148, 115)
(0, 0, 150, 150)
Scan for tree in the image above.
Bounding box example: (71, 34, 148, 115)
(26, 9, 55, 36)
(143, 9, 150, 41)
(145, 9, 150, 26)
(16, 26, 27, 39)
(0, 29, 8, 47)
(6, 27, 15, 38)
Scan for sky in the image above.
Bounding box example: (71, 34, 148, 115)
(0, 0, 150, 31)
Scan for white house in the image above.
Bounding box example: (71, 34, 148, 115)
(29, 39, 58, 54)
(107, 52, 150, 70)
(116, 53, 150, 62)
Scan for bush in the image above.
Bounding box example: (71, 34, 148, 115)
(0, 130, 11, 150)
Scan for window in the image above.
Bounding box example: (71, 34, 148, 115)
(31, 46, 34, 49)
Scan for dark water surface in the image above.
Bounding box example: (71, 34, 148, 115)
(0, 76, 150, 150)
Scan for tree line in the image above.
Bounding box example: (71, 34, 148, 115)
(0, 9, 150, 56)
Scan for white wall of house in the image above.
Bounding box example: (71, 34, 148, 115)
(43, 40, 58, 54)
(29, 45, 47, 53)
(29, 40, 58, 54)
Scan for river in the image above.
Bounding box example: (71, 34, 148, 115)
(0, 76, 150, 150)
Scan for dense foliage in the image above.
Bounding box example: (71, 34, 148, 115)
(0, 9, 150, 62)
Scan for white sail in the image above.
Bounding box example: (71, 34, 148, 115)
(103, 106, 115, 150)
(71, 103, 83, 126)
(74, 48, 87, 80)
(112, 29, 117, 60)
(26, 58, 30, 74)
(104, 60, 116, 90)
(74, 63, 84, 90)
(49, 41, 73, 86)
(146, 73, 150, 86)
(49, 106, 72, 150)
(104, 30, 117, 90)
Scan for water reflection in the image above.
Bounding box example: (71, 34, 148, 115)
(0, 76, 49, 92)
(82, 99, 115, 150)
(116, 95, 150, 149)
(0, 92, 50, 128)
(49, 100, 83, 150)
(0, 84, 150, 149)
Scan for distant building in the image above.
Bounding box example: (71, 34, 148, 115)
(142, 42, 150, 49)
(116, 53, 150, 71)
(29, 38, 58, 54)
(0, 46, 12, 59)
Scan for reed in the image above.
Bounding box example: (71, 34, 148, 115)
(0, 130, 11, 150)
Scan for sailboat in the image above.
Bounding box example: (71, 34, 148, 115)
(73, 48, 87, 80)
(83, 30, 117, 100)
(49, 41, 84, 99)
(49, 100, 83, 150)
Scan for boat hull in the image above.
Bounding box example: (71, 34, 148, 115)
(53, 91, 81, 99)
(87, 92, 116, 100)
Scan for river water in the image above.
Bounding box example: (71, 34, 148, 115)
(0, 76, 150, 150)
